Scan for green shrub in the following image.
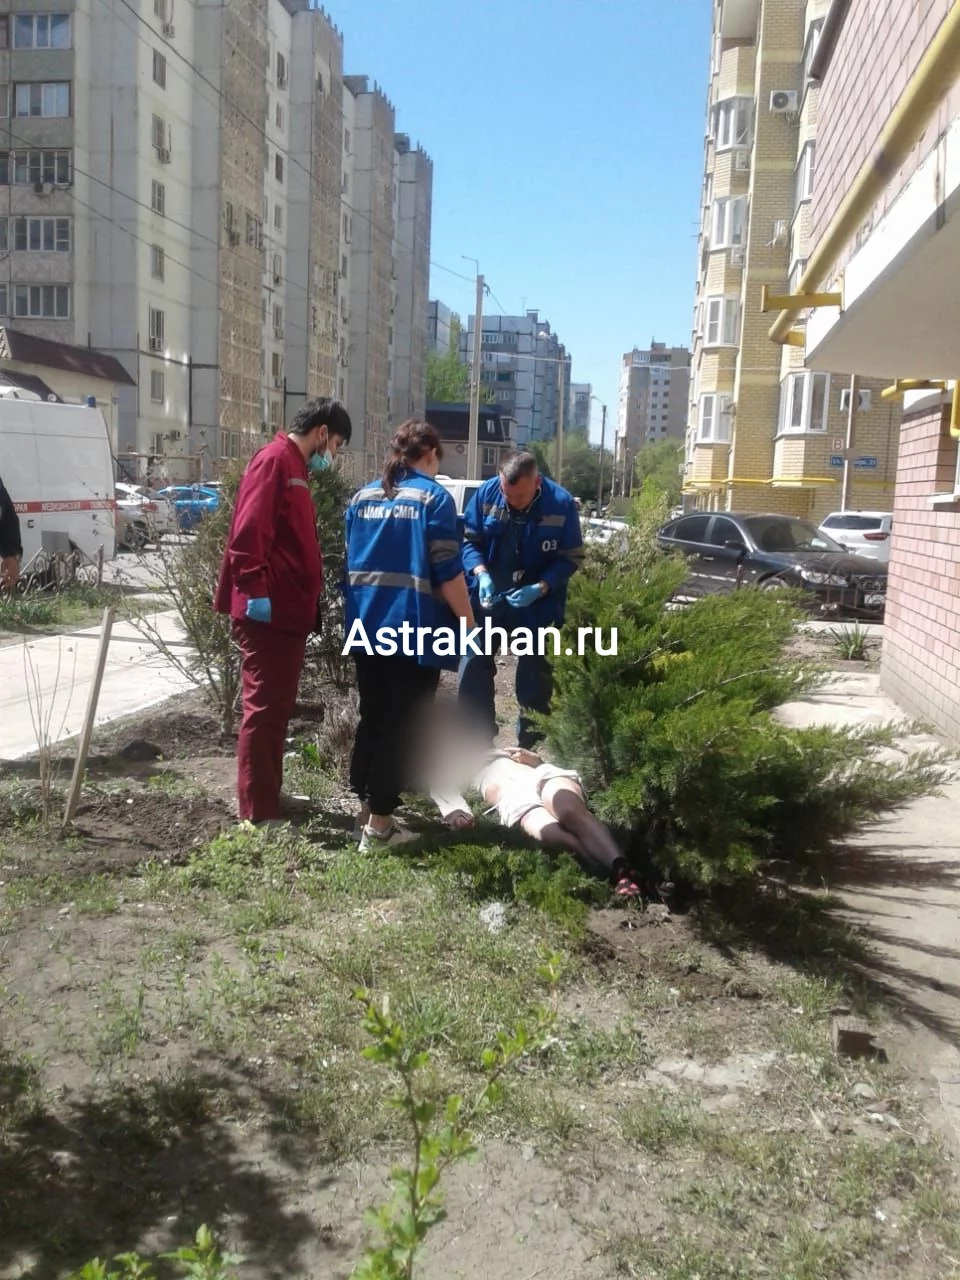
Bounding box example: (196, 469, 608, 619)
(543, 496, 948, 888)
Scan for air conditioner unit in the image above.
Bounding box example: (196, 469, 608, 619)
(273, 375, 283, 387)
(771, 218, 789, 244)
(168, 429, 182, 441)
(273, 272, 282, 285)
(734, 150, 751, 172)
(33, 180, 51, 195)
(273, 325, 284, 339)
(840, 388, 873, 413)
(157, 147, 171, 164)
(161, 21, 174, 36)
(769, 89, 798, 115)
(729, 245, 746, 267)
(148, 336, 163, 352)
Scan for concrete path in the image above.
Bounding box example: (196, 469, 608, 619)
(778, 671, 960, 1146)
(0, 611, 194, 761)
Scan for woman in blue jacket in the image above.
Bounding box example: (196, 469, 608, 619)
(344, 420, 475, 849)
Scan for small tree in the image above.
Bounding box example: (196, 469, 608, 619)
(425, 316, 495, 405)
(137, 474, 242, 736)
(633, 440, 684, 507)
(543, 492, 948, 887)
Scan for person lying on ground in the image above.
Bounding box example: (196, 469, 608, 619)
(430, 746, 641, 899)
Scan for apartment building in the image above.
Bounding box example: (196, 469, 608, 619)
(785, 1, 960, 738)
(460, 310, 571, 449)
(617, 342, 690, 477)
(569, 382, 592, 433)
(0, 0, 430, 481)
(684, 0, 897, 518)
(391, 134, 432, 427)
(427, 298, 453, 354)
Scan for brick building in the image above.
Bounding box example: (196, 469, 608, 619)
(685, 0, 898, 517)
(779, 0, 960, 738)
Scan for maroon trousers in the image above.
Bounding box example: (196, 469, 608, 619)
(233, 619, 306, 822)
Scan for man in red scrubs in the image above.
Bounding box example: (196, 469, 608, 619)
(215, 398, 352, 824)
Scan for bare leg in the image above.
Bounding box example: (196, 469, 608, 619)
(539, 777, 625, 879)
(519, 805, 590, 857)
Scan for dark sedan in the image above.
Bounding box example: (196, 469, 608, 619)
(657, 512, 887, 618)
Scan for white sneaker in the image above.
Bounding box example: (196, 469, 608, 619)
(358, 822, 420, 852)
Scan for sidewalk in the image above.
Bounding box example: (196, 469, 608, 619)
(0, 611, 194, 761)
(778, 670, 960, 1146)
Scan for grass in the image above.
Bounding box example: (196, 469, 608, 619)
(0, 583, 139, 636)
(2, 807, 960, 1278)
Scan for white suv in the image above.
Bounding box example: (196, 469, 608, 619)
(818, 511, 893, 563)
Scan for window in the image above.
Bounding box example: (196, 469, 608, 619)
(271, 351, 283, 380)
(344, 127, 351, 153)
(224, 201, 234, 231)
(9, 149, 72, 186)
(706, 516, 742, 547)
(13, 283, 70, 317)
(699, 393, 732, 443)
(151, 180, 165, 215)
(148, 305, 164, 351)
(151, 113, 166, 151)
(794, 142, 815, 211)
(150, 370, 164, 402)
(275, 102, 283, 130)
(245, 212, 262, 248)
(151, 244, 164, 279)
(779, 372, 829, 433)
(13, 13, 70, 48)
(275, 152, 284, 182)
(714, 97, 753, 150)
(669, 514, 711, 544)
(482, 447, 498, 466)
(276, 52, 287, 88)
(13, 216, 70, 251)
(342, 212, 350, 240)
(14, 82, 70, 118)
(711, 196, 746, 248)
(0, 17, 8, 48)
(273, 303, 283, 336)
(272, 252, 282, 283)
(704, 295, 740, 346)
(273, 203, 282, 231)
(340, 253, 348, 277)
(153, 49, 166, 88)
(269, 399, 282, 426)
(803, 18, 824, 83)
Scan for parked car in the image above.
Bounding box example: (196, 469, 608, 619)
(818, 510, 893, 564)
(116, 482, 175, 540)
(114, 503, 150, 552)
(156, 484, 220, 532)
(657, 511, 887, 618)
(436, 475, 484, 516)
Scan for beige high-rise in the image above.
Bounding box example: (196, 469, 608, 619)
(685, 0, 898, 518)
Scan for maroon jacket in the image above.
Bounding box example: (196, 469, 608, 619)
(214, 433, 323, 636)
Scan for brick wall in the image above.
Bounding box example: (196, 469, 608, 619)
(811, 0, 958, 260)
(881, 404, 960, 739)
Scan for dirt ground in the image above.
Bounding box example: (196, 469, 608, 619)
(2, 639, 959, 1280)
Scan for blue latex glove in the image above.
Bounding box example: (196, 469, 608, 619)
(476, 571, 496, 609)
(245, 597, 272, 624)
(506, 583, 544, 609)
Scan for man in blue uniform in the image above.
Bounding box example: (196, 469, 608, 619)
(459, 450, 583, 748)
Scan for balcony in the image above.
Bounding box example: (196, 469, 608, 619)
(718, 0, 759, 40)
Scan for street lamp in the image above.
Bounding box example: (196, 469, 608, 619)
(590, 394, 608, 514)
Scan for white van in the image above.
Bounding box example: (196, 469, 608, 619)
(0, 392, 116, 573)
(436, 475, 485, 516)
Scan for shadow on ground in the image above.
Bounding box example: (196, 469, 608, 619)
(0, 1050, 351, 1280)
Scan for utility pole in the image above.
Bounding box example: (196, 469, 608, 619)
(555, 354, 566, 486)
(596, 402, 607, 512)
(840, 374, 860, 511)
(466, 271, 484, 482)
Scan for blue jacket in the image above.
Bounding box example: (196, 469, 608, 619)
(461, 475, 584, 630)
(344, 469, 464, 670)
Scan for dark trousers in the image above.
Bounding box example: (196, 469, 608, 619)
(458, 629, 553, 750)
(233, 619, 306, 822)
(350, 653, 441, 816)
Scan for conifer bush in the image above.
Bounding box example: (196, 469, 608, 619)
(545, 492, 948, 888)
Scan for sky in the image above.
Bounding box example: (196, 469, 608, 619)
(340, 0, 712, 443)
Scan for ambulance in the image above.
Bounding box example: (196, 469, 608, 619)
(0, 390, 116, 573)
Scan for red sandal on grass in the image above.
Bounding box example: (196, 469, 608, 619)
(614, 873, 642, 899)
